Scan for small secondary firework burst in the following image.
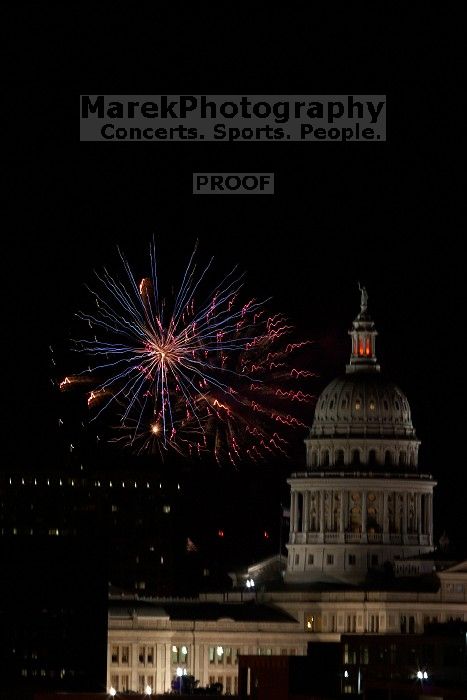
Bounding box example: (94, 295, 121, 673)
(70, 241, 315, 463)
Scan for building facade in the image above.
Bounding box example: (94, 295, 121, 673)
(108, 563, 467, 694)
(106, 291, 466, 695)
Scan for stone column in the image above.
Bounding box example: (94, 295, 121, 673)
(290, 491, 296, 533)
(361, 490, 367, 542)
(427, 493, 433, 544)
(319, 490, 325, 542)
(131, 643, 138, 691)
(339, 490, 344, 539)
(293, 491, 300, 533)
(383, 491, 389, 543)
(303, 491, 309, 533)
(416, 493, 422, 541)
(402, 492, 408, 542)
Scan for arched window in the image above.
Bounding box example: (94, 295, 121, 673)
(368, 449, 377, 467)
(321, 450, 330, 467)
(335, 450, 345, 467)
(311, 451, 318, 467)
(351, 449, 360, 466)
(385, 450, 392, 466)
(399, 451, 407, 466)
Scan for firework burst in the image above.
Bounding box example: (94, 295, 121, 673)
(71, 241, 315, 463)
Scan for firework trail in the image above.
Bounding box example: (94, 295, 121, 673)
(69, 241, 315, 463)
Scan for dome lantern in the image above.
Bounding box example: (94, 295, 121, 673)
(346, 283, 380, 374)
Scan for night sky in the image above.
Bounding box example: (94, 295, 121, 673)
(4, 9, 465, 559)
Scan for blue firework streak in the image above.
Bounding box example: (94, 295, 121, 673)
(72, 242, 314, 462)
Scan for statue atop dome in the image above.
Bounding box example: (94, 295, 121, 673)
(358, 281, 368, 313)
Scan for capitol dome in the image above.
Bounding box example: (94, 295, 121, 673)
(311, 372, 415, 439)
(305, 286, 420, 470)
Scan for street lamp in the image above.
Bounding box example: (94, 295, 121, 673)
(144, 684, 152, 695)
(109, 688, 116, 697)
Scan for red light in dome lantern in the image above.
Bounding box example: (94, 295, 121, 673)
(218, 529, 224, 538)
(359, 339, 364, 356)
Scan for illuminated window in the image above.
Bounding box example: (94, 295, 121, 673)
(369, 400, 375, 411)
(306, 614, 322, 632)
(369, 614, 379, 632)
(345, 616, 357, 633)
(355, 400, 361, 411)
(163, 505, 170, 514)
(172, 644, 188, 664)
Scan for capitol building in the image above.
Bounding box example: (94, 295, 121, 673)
(107, 290, 467, 695)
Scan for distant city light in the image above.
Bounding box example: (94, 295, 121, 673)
(246, 578, 255, 588)
(109, 687, 116, 697)
(344, 670, 349, 678)
(416, 670, 423, 679)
